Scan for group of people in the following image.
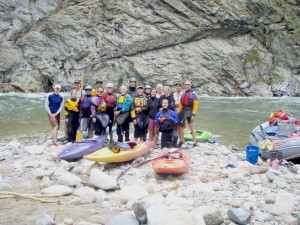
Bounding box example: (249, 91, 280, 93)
(45, 78, 199, 149)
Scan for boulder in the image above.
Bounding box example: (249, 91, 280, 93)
(156, 210, 194, 225)
(41, 185, 73, 195)
(272, 190, 295, 215)
(89, 169, 117, 190)
(147, 205, 170, 225)
(56, 171, 82, 187)
(106, 212, 139, 225)
(132, 201, 147, 224)
(119, 184, 148, 203)
(73, 186, 97, 203)
(191, 206, 224, 225)
(23, 145, 44, 155)
(227, 208, 251, 225)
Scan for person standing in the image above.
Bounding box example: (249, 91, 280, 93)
(144, 85, 151, 99)
(114, 85, 132, 142)
(45, 84, 64, 146)
(127, 77, 137, 97)
(147, 89, 160, 148)
(77, 86, 94, 138)
(91, 88, 107, 136)
(174, 82, 183, 113)
(64, 90, 79, 143)
(155, 99, 178, 148)
(73, 80, 85, 98)
(92, 80, 106, 96)
(131, 86, 148, 141)
(177, 80, 199, 148)
(156, 84, 164, 98)
(158, 86, 175, 111)
(103, 83, 118, 142)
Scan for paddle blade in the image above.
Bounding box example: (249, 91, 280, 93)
(266, 139, 273, 150)
(76, 130, 83, 142)
(258, 141, 265, 150)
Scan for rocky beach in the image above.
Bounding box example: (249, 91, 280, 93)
(1, 131, 300, 225)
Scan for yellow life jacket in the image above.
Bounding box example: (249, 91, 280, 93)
(133, 96, 148, 112)
(92, 89, 107, 96)
(98, 101, 106, 113)
(65, 99, 79, 116)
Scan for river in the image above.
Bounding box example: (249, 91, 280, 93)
(1, 93, 300, 148)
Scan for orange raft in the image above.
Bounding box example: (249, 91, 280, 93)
(152, 151, 191, 174)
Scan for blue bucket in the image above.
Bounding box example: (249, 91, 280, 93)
(245, 145, 260, 165)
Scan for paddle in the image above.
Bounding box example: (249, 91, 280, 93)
(116, 77, 123, 93)
(257, 120, 273, 150)
(75, 73, 84, 142)
(116, 147, 189, 180)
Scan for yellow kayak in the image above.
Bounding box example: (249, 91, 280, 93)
(83, 141, 154, 162)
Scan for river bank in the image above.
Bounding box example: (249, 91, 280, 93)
(1, 132, 300, 225)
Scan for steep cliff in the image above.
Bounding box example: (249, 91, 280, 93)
(0, 0, 299, 96)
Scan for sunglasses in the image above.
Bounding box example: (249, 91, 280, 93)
(107, 87, 113, 89)
(184, 84, 191, 86)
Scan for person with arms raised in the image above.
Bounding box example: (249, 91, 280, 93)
(45, 84, 64, 146)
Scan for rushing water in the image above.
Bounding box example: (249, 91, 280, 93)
(0, 93, 300, 148)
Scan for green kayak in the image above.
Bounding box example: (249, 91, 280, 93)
(184, 130, 212, 142)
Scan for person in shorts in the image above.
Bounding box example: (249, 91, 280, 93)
(177, 80, 199, 148)
(45, 84, 64, 146)
(147, 89, 160, 148)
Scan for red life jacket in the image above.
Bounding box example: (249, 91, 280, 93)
(181, 91, 192, 106)
(103, 94, 117, 108)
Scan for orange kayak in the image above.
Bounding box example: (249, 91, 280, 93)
(152, 151, 190, 174)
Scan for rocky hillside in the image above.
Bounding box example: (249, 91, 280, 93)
(0, 0, 299, 96)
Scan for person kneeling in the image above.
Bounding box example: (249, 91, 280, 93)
(155, 99, 178, 148)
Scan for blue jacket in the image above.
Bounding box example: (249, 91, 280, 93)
(45, 93, 64, 114)
(154, 109, 178, 125)
(114, 94, 132, 113)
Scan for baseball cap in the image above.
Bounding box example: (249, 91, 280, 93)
(97, 88, 104, 92)
(74, 80, 80, 84)
(106, 83, 114, 88)
(175, 82, 182, 86)
(96, 80, 103, 84)
(54, 84, 61, 89)
(137, 86, 144, 89)
(144, 85, 151, 89)
(129, 77, 136, 82)
(85, 85, 92, 90)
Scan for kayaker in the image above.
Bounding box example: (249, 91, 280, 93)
(154, 99, 178, 148)
(174, 82, 183, 113)
(177, 80, 199, 148)
(158, 86, 175, 111)
(45, 84, 64, 147)
(92, 80, 106, 96)
(147, 89, 160, 148)
(91, 88, 107, 136)
(77, 86, 94, 138)
(156, 84, 164, 98)
(127, 77, 137, 97)
(131, 86, 149, 141)
(114, 85, 132, 142)
(64, 90, 79, 143)
(73, 80, 85, 99)
(103, 83, 118, 142)
(144, 85, 151, 99)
